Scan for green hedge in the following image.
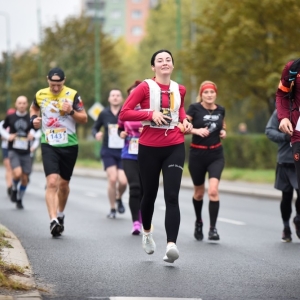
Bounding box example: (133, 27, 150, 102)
(184, 134, 277, 169)
(77, 134, 278, 169)
(78, 140, 102, 160)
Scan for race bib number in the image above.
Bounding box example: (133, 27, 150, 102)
(13, 137, 28, 150)
(108, 124, 124, 149)
(128, 137, 139, 154)
(45, 128, 68, 145)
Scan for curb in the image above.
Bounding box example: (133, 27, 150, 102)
(0, 225, 42, 300)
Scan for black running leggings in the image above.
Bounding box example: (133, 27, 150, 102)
(138, 143, 185, 243)
(281, 190, 300, 221)
(122, 159, 143, 222)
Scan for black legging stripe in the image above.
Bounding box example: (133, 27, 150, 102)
(138, 143, 185, 243)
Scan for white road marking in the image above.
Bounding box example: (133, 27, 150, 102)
(85, 192, 98, 197)
(218, 217, 246, 226)
(88, 298, 202, 300)
(158, 206, 166, 211)
(110, 298, 202, 300)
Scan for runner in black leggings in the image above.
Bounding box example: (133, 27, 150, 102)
(138, 143, 184, 243)
(186, 80, 226, 241)
(119, 49, 193, 263)
(118, 81, 143, 235)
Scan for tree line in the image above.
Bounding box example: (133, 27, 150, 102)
(0, 0, 300, 133)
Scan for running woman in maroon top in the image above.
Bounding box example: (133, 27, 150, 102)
(119, 50, 193, 263)
(186, 81, 226, 241)
(276, 60, 300, 239)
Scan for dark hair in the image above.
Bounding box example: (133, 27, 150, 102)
(150, 49, 174, 66)
(47, 67, 65, 82)
(127, 80, 142, 95)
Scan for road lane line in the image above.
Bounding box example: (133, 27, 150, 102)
(88, 298, 202, 300)
(218, 217, 246, 225)
(110, 298, 202, 300)
(85, 192, 98, 197)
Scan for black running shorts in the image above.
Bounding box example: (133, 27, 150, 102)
(275, 163, 298, 192)
(41, 143, 78, 181)
(188, 147, 225, 186)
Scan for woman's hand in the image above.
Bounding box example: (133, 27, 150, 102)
(219, 129, 226, 139)
(120, 131, 128, 139)
(182, 118, 193, 133)
(197, 127, 210, 137)
(152, 111, 171, 126)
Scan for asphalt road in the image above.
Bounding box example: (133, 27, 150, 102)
(0, 168, 300, 300)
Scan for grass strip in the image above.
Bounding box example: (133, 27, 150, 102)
(0, 227, 31, 290)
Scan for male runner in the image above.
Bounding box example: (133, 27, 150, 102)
(30, 67, 87, 236)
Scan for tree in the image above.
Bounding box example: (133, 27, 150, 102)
(135, 0, 195, 93)
(184, 0, 300, 130)
(0, 16, 124, 135)
(40, 15, 123, 109)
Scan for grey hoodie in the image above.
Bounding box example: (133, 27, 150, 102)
(265, 109, 293, 164)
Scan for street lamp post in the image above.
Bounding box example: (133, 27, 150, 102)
(0, 12, 11, 109)
(37, 0, 43, 78)
(94, 0, 101, 103)
(176, 0, 182, 83)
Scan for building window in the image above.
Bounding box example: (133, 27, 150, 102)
(86, 0, 105, 10)
(111, 27, 122, 37)
(131, 26, 142, 36)
(131, 10, 142, 19)
(111, 10, 121, 19)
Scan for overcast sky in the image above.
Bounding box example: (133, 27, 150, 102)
(0, 0, 82, 59)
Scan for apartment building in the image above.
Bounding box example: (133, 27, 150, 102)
(82, 0, 158, 44)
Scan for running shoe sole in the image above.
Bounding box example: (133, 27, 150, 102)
(281, 238, 292, 243)
(163, 246, 179, 263)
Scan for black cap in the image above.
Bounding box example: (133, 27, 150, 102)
(47, 68, 65, 82)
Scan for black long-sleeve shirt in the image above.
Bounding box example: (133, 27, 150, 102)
(91, 106, 122, 154)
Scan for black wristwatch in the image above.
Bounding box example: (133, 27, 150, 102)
(69, 109, 75, 116)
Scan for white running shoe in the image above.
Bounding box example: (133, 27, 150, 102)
(163, 243, 179, 263)
(142, 232, 156, 254)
